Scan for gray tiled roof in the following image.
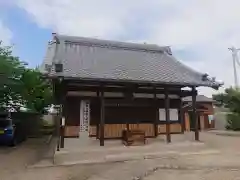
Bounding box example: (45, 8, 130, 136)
(182, 95, 214, 102)
(41, 34, 221, 88)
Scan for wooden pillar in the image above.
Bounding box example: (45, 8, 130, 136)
(96, 91, 100, 139)
(126, 103, 129, 132)
(53, 79, 60, 151)
(192, 87, 199, 141)
(126, 86, 134, 132)
(100, 90, 105, 146)
(185, 113, 190, 131)
(60, 79, 66, 148)
(60, 103, 67, 148)
(180, 97, 185, 133)
(154, 88, 158, 137)
(165, 89, 171, 143)
(60, 104, 65, 148)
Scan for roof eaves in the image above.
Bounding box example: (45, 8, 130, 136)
(44, 74, 220, 88)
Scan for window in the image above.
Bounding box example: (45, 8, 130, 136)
(159, 109, 179, 121)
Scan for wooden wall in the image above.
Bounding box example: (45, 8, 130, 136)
(65, 98, 181, 126)
(200, 115, 205, 130)
(184, 113, 211, 131)
(88, 123, 182, 138)
(158, 124, 182, 134)
(65, 97, 80, 126)
(64, 97, 182, 137)
(64, 126, 79, 137)
(184, 102, 213, 131)
(90, 99, 181, 125)
(202, 103, 214, 114)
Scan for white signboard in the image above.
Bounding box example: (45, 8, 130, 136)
(159, 109, 179, 121)
(80, 100, 90, 132)
(159, 109, 166, 121)
(170, 109, 178, 121)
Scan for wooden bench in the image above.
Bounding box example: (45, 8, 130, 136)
(122, 129, 146, 146)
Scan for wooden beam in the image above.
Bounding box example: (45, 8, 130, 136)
(154, 87, 158, 137)
(165, 88, 171, 143)
(67, 85, 191, 96)
(64, 78, 185, 89)
(105, 99, 153, 107)
(100, 90, 105, 146)
(192, 87, 199, 141)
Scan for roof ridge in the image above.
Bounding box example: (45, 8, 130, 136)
(54, 33, 171, 53)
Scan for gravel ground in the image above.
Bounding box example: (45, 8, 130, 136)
(1, 132, 240, 180)
(145, 169, 240, 180)
(0, 137, 54, 180)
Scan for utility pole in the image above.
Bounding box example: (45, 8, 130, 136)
(228, 47, 240, 89)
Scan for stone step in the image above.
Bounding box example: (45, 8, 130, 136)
(54, 145, 218, 166)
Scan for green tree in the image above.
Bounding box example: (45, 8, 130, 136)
(0, 42, 52, 113)
(0, 43, 26, 111)
(213, 87, 240, 130)
(21, 69, 52, 113)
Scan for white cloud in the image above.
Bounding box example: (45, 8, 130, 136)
(0, 20, 12, 45)
(15, 0, 240, 97)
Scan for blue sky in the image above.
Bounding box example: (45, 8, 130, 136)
(1, 0, 240, 96)
(0, 5, 51, 67)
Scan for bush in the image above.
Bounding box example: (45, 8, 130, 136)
(226, 113, 240, 131)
